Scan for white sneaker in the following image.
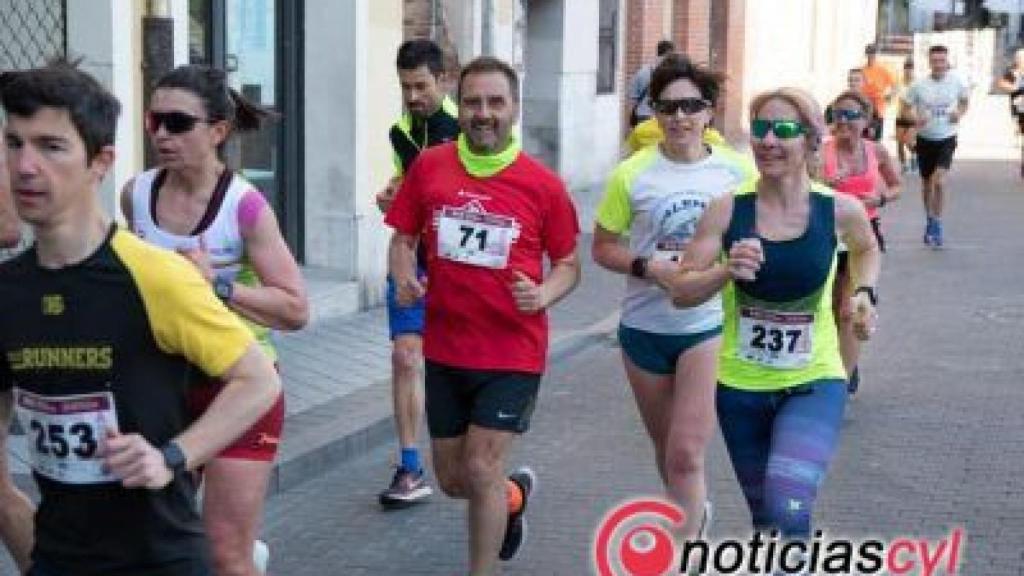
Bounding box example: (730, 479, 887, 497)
(253, 539, 270, 574)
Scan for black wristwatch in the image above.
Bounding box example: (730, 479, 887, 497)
(213, 276, 234, 303)
(630, 256, 649, 279)
(854, 286, 878, 306)
(160, 441, 187, 475)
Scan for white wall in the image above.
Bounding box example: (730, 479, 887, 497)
(521, 0, 625, 228)
(303, 0, 401, 304)
(523, 0, 563, 170)
(742, 0, 878, 124)
(557, 0, 622, 228)
(911, 0, 953, 31)
(448, 0, 483, 61)
(66, 0, 142, 219)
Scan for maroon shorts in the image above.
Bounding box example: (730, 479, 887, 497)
(187, 368, 284, 462)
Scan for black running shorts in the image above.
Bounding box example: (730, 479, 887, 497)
(916, 135, 957, 179)
(424, 361, 541, 438)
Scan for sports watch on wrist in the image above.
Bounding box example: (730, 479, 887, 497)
(160, 441, 187, 475)
(213, 276, 234, 303)
(854, 286, 878, 306)
(630, 256, 649, 279)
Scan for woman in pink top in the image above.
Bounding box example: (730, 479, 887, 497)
(822, 90, 900, 394)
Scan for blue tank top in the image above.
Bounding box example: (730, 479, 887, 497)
(718, 181, 846, 390)
(723, 191, 836, 302)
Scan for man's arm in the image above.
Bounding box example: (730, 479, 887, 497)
(952, 95, 969, 123)
(388, 232, 424, 306)
(170, 345, 280, 468)
(509, 252, 580, 314)
(376, 176, 402, 214)
(103, 344, 281, 488)
(0, 390, 35, 573)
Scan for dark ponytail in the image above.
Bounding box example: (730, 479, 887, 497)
(155, 65, 278, 134)
(227, 86, 278, 132)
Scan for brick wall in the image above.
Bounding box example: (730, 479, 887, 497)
(623, 0, 667, 128)
(624, 0, 667, 95)
(621, 0, 746, 145)
(712, 0, 746, 143)
(672, 0, 711, 65)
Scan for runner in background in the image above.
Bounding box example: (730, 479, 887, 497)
(822, 90, 900, 394)
(895, 59, 919, 174)
(375, 39, 460, 510)
(997, 48, 1024, 178)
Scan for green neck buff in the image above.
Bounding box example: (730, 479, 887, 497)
(457, 133, 521, 178)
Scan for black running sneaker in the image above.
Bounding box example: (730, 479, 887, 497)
(499, 466, 537, 561)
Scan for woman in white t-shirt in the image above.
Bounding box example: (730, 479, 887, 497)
(593, 54, 755, 543)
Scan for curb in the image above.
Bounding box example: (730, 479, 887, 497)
(266, 311, 620, 495)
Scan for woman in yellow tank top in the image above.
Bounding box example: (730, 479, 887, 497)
(657, 88, 880, 570)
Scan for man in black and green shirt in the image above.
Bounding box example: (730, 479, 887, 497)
(374, 39, 461, 510)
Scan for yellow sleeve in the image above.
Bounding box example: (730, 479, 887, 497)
(702, 127, 728, 148)
(625, 128, 642, 154)
(111, 230, 254, 377)
(595, 164, 633, 234)
(627, 118, 663, 154)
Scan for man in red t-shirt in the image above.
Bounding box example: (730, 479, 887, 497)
(386, 56, 580, 573)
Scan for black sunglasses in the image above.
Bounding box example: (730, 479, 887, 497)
(653, 97, 712, 116)
(145, 111, 208, 135)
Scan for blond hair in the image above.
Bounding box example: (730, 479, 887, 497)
(749, 87, 825, 179)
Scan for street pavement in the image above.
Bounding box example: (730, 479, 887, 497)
(3, 94, 1023, 575)
(256, 116, 1024, 575)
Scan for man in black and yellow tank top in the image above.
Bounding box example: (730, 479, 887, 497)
(0, 62, 280, 576)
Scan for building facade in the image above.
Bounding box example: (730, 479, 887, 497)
(0, 0, 879, 315)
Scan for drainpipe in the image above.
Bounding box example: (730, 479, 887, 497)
(431, 0, 440, 41)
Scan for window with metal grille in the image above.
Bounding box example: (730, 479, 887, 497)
(0, 0, 67, 71)
(597, 0, 617, 94)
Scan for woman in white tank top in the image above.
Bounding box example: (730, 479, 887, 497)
(120, 65, 308, 576)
